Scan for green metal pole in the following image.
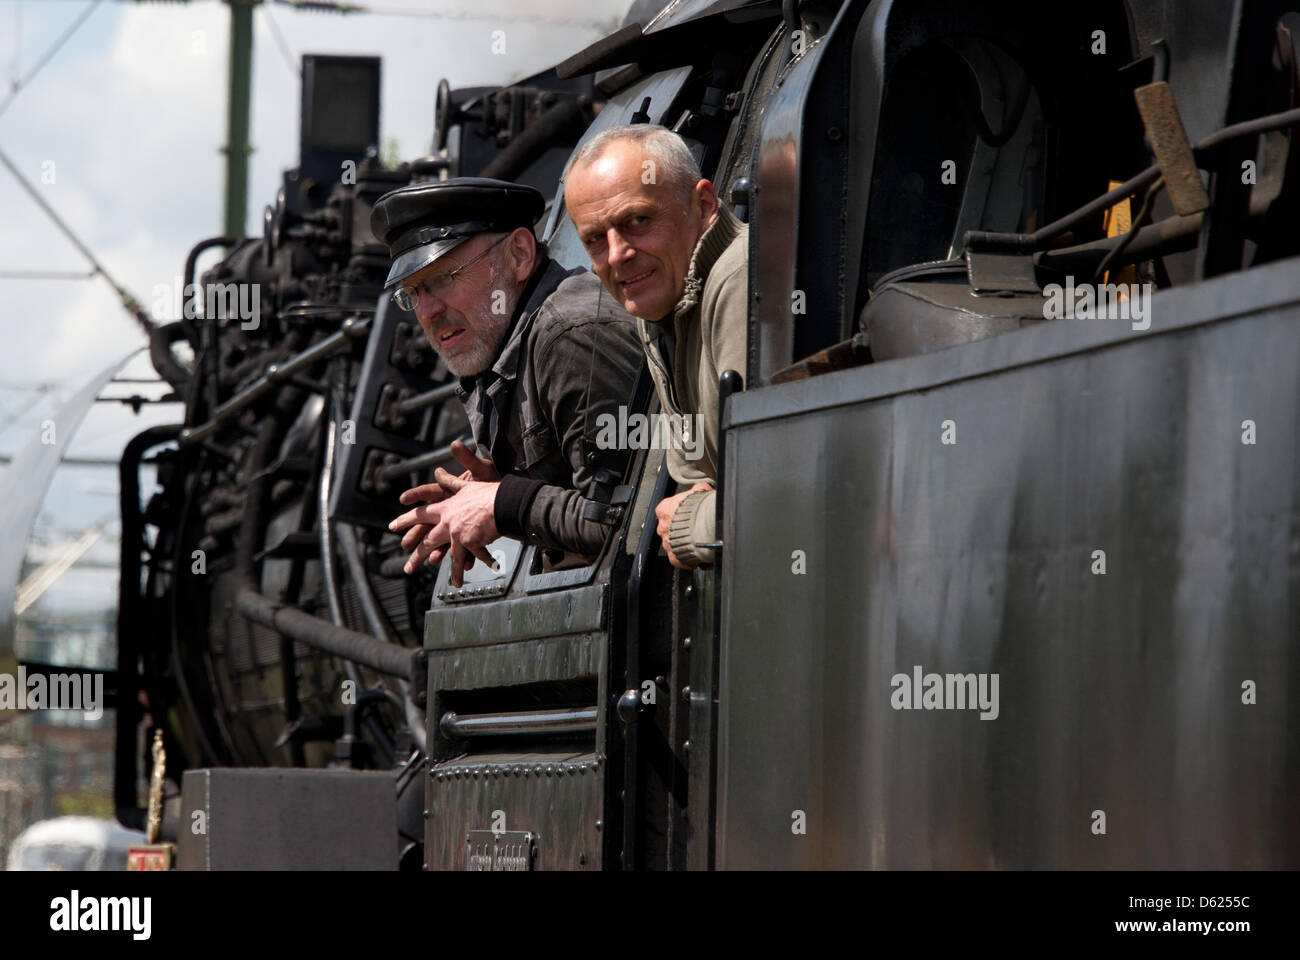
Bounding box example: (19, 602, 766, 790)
(222, 0, 255, 239)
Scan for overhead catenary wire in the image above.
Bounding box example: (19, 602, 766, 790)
(270, 0, 622, 28)
(0, 144, 156, 335)
(260, 2, 301, 78)
(0, 269, 97, 279)
(0, 0, 104, 121)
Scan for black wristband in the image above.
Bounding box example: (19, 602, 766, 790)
(494, 474, 546, 539)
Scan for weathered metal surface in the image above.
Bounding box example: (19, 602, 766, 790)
(424, 584, 606, 649)
(466, 830, 534, 871)
(428, 632, 606, 695)
(427, 750, 604, 870)
(716, 253, 1300, 868)
(1133, 81, 1211, 215)
(178, 768, 399, 870)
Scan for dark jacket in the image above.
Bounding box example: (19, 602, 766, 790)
(456, 257, 646, 556)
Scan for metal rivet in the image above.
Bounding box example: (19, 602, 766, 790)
(683, 636, 692, 649)
(682, 685, 690, 701)
(595, 820, 602, 831)
(684, 583, 694, 598)
(683, 740, 691, 753)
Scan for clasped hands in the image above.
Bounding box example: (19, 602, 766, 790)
(388, 439, 502, 587)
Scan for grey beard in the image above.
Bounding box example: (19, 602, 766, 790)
(444, 318, 505, 377)
(444, 261, 517, 377)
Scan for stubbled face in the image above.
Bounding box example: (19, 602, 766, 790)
(565, 142, 718, 322)
(408, 234, 515, 377)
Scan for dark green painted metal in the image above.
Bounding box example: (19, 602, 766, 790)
(424, 583, 607, 649)
(715, 254, 1300, 868)
(222, 0, 254, 239)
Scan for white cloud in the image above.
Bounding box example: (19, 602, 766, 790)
(0, 0, 632, 566)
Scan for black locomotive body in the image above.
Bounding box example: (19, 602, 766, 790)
(119, 1, 1300, 870)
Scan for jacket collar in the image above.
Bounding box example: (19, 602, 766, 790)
(670, 203, 743, 325)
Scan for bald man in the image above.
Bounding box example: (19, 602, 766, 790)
(564, 124, 747, 570)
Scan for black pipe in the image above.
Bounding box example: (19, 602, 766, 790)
(182, 236, 236, 416)
(149, 322, 193, 395)
(479, 98, 589, 182)
(965, 104, 1300, 255)
(185, 237, 237, 311)
(378, 441, 457, 483)
(180, 317, 370, 446)
(1035, 212, 1202, 276)
(115, 424, 183, 831)
(235, 589, 415, 678)
(395, 381, 459, 417)
(440, 707, 598, 738)
(343, 688, 408, 741)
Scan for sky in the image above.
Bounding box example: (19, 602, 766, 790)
(0, 0, 631, 616)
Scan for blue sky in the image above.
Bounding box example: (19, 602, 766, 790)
(0, 0, 627, 614)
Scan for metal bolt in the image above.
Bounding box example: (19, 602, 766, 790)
(684, 583, 694, 598)
(579, 852, 587, 865)
(265, 363, 279, 377)
(595, 820, 602, 831)
(683, 740, 691, 753)
(683, 636, 692, 649)
(682, 685, 691, 701)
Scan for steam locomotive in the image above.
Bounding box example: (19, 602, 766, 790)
(113, 0, 1299, 869)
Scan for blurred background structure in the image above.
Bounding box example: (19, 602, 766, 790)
(0, 0, 626, 867)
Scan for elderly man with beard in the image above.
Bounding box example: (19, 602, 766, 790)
(371, 178, 645, 585)
(563, 125, 747, 570)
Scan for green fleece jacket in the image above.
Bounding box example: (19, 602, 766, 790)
(637, 204, 748, 567)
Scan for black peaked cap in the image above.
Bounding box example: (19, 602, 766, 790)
(370, 177, 546, 288)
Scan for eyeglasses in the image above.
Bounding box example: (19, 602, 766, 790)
(391, 234, 508, 312)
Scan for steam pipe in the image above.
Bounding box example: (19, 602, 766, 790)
(395, 381, 459, 417)
(180, 316, 370, 447)
(479, 98, 589, 182)
(115, 424, 184, 831)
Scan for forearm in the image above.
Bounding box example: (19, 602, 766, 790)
(494, 474, 612, 556)
(667, 487, 717, 568)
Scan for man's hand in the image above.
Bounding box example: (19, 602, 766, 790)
(654, 481, 713, 569)
(389, 440, 500, 576)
